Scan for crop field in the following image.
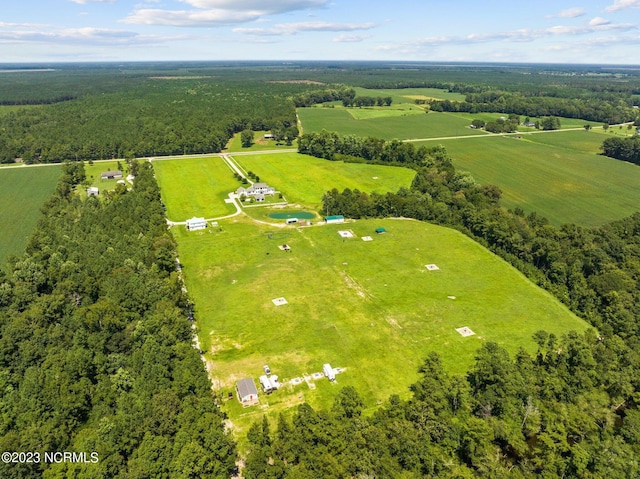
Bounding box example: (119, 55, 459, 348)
(232, 152, 416, 208)
(173, 217, 587, 438)
(433, 130, 640, 226)
(0, 165, 61, 264)
(298, 109, 487, 140)
(153, 157, 240, 221)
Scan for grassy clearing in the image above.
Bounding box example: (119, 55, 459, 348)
(83, 160, 128, 193)
(432, 130, 640, 226)
(173, 217, 587, 440)
(298, 109, 487, 140)
(354, 86, 467, 102)
(0, 166, 61, 264)
(153, 157, 240, 221)
(225, 131, 297, 152)
(448, 111, 602, 130)
(231, 152, 416, 208)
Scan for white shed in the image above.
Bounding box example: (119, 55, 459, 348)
(186, 217, 207, 231)
(87, 187, 99, 197)
(236, 378, 259, 406)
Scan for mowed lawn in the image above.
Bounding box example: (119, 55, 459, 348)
(232, 152, 416, 207)
(0, 165, 61, 264)
(433, 130, 640, 226)
(174, 217, 588, 437)
(153, 157, 239, 221)
(298, 108, 487, 140)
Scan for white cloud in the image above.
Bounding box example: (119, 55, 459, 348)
(180, 0, 327, 12)
(375, 20, 637, 54)
(605, 0, 640, 12)
(333, 34, 370, 43)
(70, 0, 117, 4)
(547, 8, 586, 18)
(233, 21, 376, 36)
(122, 0, 329, 27)
(122, 8, 263, 26)
(0, 26, 183, 46)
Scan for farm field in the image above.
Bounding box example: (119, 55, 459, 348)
(298, 108, 487, 139)
(173, 217, 588, 439)
(153, 156, 239, 221)
(0, 165, 61, 264)
(232, 152, 416, 208)
(434, 130, 640, 226)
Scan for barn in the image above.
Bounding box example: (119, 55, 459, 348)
(236, 378, 259, 406)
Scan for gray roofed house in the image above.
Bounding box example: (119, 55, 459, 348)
(236, 378, 259, 406)
(101, 170, 123, 180)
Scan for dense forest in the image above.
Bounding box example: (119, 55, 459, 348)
(0, 162, 236, 478)
(0, 74, 308, 163)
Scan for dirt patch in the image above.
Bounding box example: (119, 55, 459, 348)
(385, 316, 402, 329)
(341, 272, 368, 299)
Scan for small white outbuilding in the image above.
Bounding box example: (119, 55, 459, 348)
(323, 363, 336, 381)
(186, 217, 207, 231)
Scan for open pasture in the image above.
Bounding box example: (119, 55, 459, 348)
(0, 165, 61, 264)
(232, 152, 416, 208)
(434, 131, 640, 226)
(449, 111, 601, 130)
(174, 217, 587, 436)
(354, 86, 467, 103)
(153, 157, 240, 221)
(298, 108, 487, 140)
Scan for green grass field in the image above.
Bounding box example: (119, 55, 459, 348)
(0, 165, 61, 264)
(232, 152, 416, 208)
(153, 157, 240, 221)
(432, 130, 640, 226)
(298, 109, 487, 140)
(173, 216, 588, 440)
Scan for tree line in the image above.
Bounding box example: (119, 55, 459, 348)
(0, 161, 236, 478)
(297, 129, 433, 165)
(601, 135, 640, 165)
(427, 93, 637, 125)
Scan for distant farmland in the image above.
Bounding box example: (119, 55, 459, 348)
(0, 165, 61, 264)
(434, 130, 640, 226)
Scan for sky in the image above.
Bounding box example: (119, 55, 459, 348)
(1, 0, 640, 64)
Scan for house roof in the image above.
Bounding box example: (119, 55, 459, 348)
(101, 170, 122, 177)
(237, 378, 258, 398)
